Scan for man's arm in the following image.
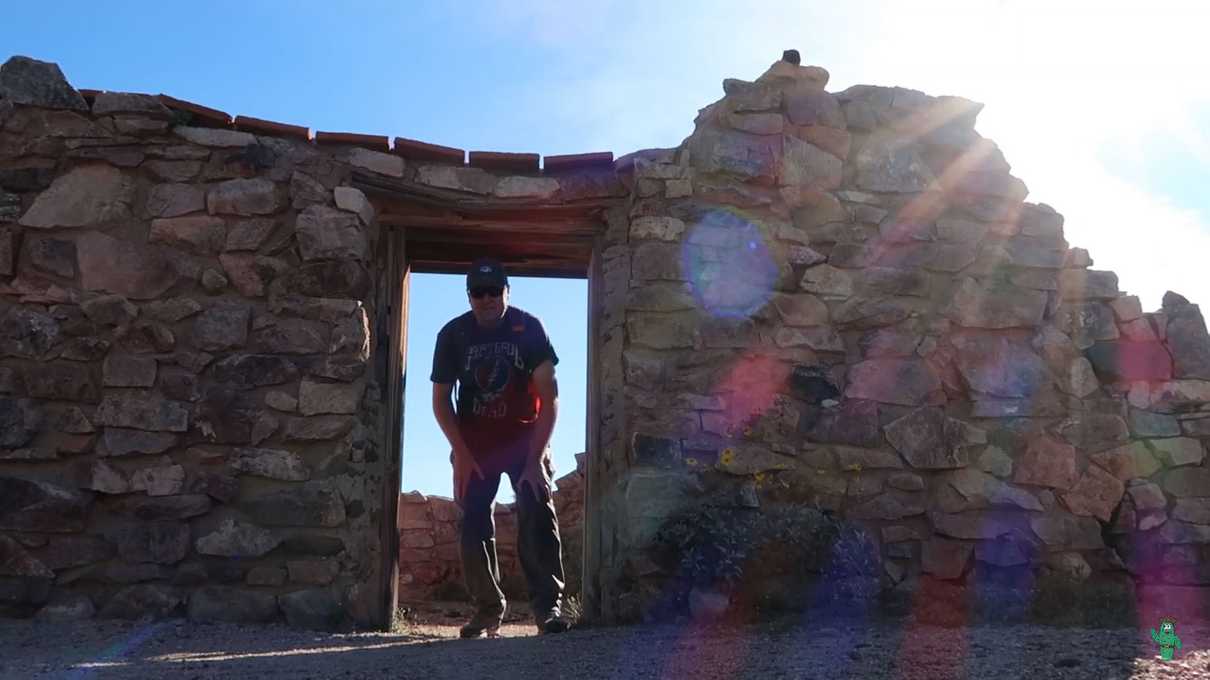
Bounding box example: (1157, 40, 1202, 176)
(432, 382, 468, 453)
(529, 359, 558, 460)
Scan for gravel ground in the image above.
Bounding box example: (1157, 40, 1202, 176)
(3, 606, 1210, 680)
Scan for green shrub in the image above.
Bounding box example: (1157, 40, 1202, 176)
(649, 503, 878, 618)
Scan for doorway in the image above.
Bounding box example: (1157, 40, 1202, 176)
(395, 272, 588, 616)
(355, 169, 610, 630)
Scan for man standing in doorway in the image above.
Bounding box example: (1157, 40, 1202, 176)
(430, 257, 569, 638)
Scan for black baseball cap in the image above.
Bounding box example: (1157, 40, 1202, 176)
(466, 258, 509, 290)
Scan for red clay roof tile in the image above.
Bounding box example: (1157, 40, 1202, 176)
(543, 152, 614, 173)
(393, 136, 464, 164)
(158, 94, 233, 126)
(235, 115, 311, 141)
(469, 151, 539, 173)
(315, 131, 390, 151)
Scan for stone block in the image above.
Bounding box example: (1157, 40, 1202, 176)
(18, 165, 133, 228)
(1030, 513, 1104, 550)
(195, 519, 281, 557)
(279, 587, 346, 631)
(296, 204, 367, 262)
(884, 407, 983, 469)
(0, 477, 92, 532)
(1084, 341, 1173, 381)
(247, 566, 287, 587)
(175, 126, 255, 147)
(1149, 437, 1205, 468)
(149, 215, 226, 254)
(241, 481, 346, 527)
(23, 235, 77, 278)
(188, 587, 278, 623)
(922, 537, 971, 579)
(98, 585, 183, 620)
(948, 278, 1047, 329)
(1091, 442, 1162, 482)
(207, 178, 282, 216)
(845, 359, 941, 406)
(94, 396, 188, 432)
(1014, 436, 1078, 490)
(287, 559, 340, 585)
(1059, 464, 1125, 522)
(111, 522, 190, 564)
(349, 148, 404, 177)
(232, 447, 310, 481)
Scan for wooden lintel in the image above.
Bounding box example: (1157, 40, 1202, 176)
(408, 259, 587, 279)
(403, 229, 593, 247)
(378, 213, 599, 236)
(351, 171, 615, 221)
(407, 238, 590, 258)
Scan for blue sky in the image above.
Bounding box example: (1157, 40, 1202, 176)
(4, 1, 1208, 501)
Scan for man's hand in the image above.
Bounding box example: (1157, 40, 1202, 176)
(451, 444, 483, 504)
(515, 450, 552, 503)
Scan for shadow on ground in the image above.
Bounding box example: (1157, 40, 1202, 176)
(3, 606, 1208, 680)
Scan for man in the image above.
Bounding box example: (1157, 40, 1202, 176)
(430, 257, 569, 638)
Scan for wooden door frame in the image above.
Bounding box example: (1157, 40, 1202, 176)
(376, 228, 409, 629)
(364, 173, 613, 629)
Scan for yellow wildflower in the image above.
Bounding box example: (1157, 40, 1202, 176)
(685, 457, 698, 467)
(720, 448, 735, 466)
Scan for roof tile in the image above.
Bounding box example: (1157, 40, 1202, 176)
(393, 136, 464, 164)
(158, 94, 233, 126)
(315, 131, 390, 152)
(469, 151, 539, 173)
(235, 115, 311, 141)
(543, 152, 614, 174)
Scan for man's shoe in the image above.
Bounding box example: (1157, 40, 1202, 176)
(536, 610, 570, 635)
(460, 606, 504, 639)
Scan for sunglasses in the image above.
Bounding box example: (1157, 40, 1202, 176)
(469, 287, 504, 299)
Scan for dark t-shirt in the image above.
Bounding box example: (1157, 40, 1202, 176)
(430, 306, 559, 451)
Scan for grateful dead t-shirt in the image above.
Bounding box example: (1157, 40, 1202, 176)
(430, 306, 558, 451)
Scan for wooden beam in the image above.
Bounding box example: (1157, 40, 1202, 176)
(408, 260, 586, 278)
(403, 231, 592, 250)
(378, 213, 600, 237)
(376, 229, 407, 630)
(406, 245, 590, 267)
(583, 238, 602, 621)
(353, 171, 614, 219)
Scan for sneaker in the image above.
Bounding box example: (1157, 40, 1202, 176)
(460, 605, 505, 639)
(536, 609, 570, 635)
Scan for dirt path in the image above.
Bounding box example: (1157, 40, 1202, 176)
(3, 606, 1210, 680)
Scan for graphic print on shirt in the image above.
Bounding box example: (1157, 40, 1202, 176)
(464, 340, 526, 419)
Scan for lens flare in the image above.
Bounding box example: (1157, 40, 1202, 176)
(681, 208, 778, 318)
(711, 352, 792, 435)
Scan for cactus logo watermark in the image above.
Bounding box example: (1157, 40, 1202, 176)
(1150, 616, 1182, 661)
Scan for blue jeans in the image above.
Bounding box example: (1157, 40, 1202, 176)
(454, 441, 564, 618)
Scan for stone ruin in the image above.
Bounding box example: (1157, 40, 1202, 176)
(2, 51, 1210, 630)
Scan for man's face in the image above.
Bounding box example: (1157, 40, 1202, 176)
(468, 284, 508, 326)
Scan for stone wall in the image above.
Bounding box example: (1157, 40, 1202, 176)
(0, 55, 621, 629)
(5, 49, 1210, 630)
(396, 453, 585, 602)
(594, 58, 1210, 623)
